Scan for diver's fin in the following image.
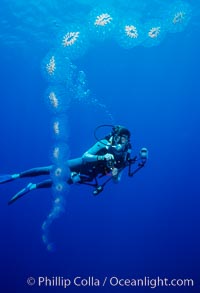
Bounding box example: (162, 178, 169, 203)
(0, 174, 14, 184)
(8, 183, 34, 205)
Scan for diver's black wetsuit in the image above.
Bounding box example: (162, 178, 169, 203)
(0, 123, 151, 205)
(0, 133, 149, 204)
(17, 137, 131, 189)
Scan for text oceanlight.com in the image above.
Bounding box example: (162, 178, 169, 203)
(26, 276, 194, 289)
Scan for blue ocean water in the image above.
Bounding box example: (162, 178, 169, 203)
(0, 0, 200, 292)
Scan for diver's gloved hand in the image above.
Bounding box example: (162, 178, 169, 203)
(98, 153, 114, 161)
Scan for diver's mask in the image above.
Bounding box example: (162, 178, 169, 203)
(112, 134, 129, 152)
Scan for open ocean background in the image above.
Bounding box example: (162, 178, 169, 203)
(0, 0, 200, 292)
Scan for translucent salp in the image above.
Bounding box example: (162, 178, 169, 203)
(42, 51, 75, 84)
(45, 86, 71, 114)
(51, 115, 69, 141)
(50, 143, 70, 164)
(164, 1, 192, 33)
(142, 19, 166, 47)
(115, 18, 145, 49)
(57, 24, 89, 60)
(88, 6, 118, 41)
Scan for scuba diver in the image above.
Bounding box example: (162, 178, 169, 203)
(0, 125, 148, 204)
